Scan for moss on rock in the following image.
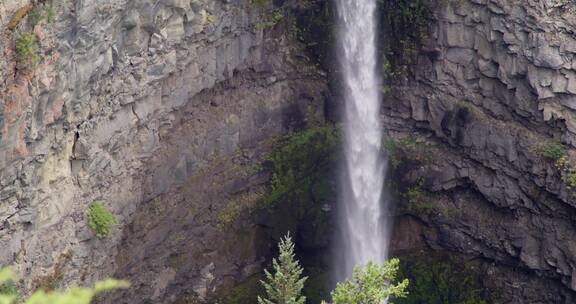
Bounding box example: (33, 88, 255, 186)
(221, 275, 264, 304)
(393, 253, 490, 304)
(302, 267, 331, 304)
(379, 0, 433, 80)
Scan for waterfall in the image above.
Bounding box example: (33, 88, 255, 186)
(336, 0, 389, 275)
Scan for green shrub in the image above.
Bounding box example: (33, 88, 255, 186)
(403, 186, 434, 215)
(265, 125, 340, 206)
(405, 186, 425, 204)
(383, 137, 431, 170)
(563, 170, 576, 189)
(537, 142, 567, 161)
(536, 142, 576, 190)
(395, 256, 488, 304)
(222, 275, 263, 304)
(332, 259, 409, 304)
(402, 183, 436, 215)
(217, 125, 339, 228)
(87, 202, 117, 239)
(402, 182, 462, 218)
(0, 268, 128, 304)
(380, 0, 431, 79)
(0, 279, 19, 301)
(302, 268, 331, 304)
(256, 235, 408, 304)
(15, 33, 41, 71)
(383, 138, 401, 169)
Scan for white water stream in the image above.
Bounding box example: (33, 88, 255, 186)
(336, 0, 390, 274)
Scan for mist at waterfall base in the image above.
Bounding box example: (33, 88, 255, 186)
(334, 0, 392, 280)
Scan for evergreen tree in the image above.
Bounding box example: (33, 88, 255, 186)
(331, 259, 409, 304)
(258, 233, 307, 304)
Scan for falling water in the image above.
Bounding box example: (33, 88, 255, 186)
(336, 0, 389, 275)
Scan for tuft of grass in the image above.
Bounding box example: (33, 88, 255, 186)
(87, 202, 117, 239)
(16, 32, 41, 71)
(537, 142, 567, 162)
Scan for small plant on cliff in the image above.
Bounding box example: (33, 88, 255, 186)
(88, 202, 117, 239)
(0, 267, 128, 304)
(258, 233, 307, 304)
(384, 138, 402, 169)
(537, 142, 567, 162)
(383, 136, 431, 170)
(15, 32, 41, 71)
(332, 259, 409, 304)
(28, 5, 56, 26)
(536, 142, 576, 190)
(403, 185, 435, 216)
(563, 170, 576, 189)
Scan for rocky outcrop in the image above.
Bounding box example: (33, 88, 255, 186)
(3, 0, 576, 302)
(0, 0, 329, 300)
(381, 0, 576, 302)
(101, 60, 330, 304)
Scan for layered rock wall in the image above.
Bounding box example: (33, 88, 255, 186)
(0, 0, 328, 300)
(4, 0, 576, 302)
(383, 0, 576, 302)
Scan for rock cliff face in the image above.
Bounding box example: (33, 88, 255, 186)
(381, 0, 576, 302)
(2, 0, 576, 302)
(0, 0, 328, 301)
